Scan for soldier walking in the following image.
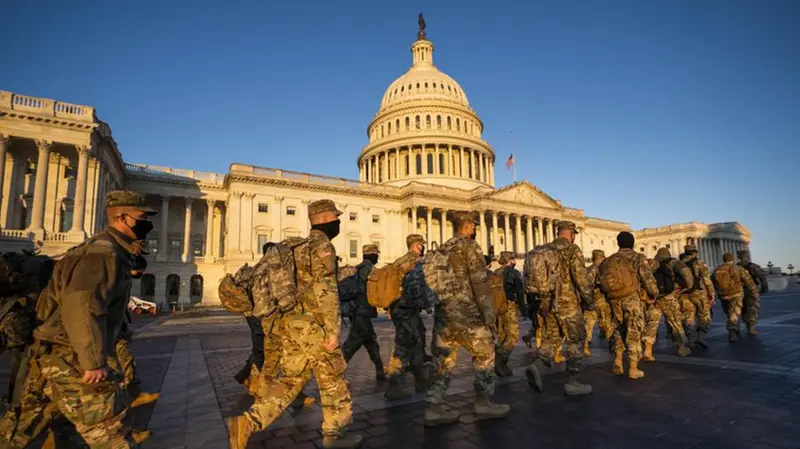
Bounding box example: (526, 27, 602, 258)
(525, 221, 593, 396)
(642, 248, 694, 360)
(424, 212, 509, 426)
(341, 244, 386, 380)
(584, 250, 612, 357)
(494, 251, 523, 377)
(737, 250, 768, 335)
(226, 200, 362, 449)
(679, 245, 715, 348)
(0, 190, 157, 448)
(713, 253, 758, 343)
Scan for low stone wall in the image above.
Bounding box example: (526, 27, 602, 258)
(767, 275, 799, 293)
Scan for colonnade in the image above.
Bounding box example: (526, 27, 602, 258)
(359, 145, 494, 185)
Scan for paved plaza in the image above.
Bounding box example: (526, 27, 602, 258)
(4, 292, 800, 448)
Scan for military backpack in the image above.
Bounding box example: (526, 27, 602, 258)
(712, 264, 739, 298)
(597, 254, 638, 300)
(0, 251, 56, 350)
(654, 262, 676, 296)
(684, 258, 704, 292)
(489, 270, 507, 313)
(366, 264, 403, 309)
(402, 240, 460, 309)
(523, 244, 562, 298)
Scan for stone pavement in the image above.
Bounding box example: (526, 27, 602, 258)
(5, 293, 800, 448)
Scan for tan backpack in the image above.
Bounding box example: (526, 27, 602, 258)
(598, 254, 638, 300)
(366, 265, 403, 309)
(712, 264, 739, 297)
(489, 271, 507, 312)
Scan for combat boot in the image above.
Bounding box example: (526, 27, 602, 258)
(131, 429, 152, 444)
(728, 329, 739, 343)
(675, 343, 691, 358)
(375, 365, 387, 381)
(424, 403, 460, 427)
(642, 341, 655, 362)
(289, 393, 316, 417)
(413, 367, 431, 392)
(525, 359, 546, 393)
(225, 415, 253, 449)
(522, 331, 533, 348)
(563, 374, 592, 396)
(495, 356, 513, 378)
(473, 393, 510, 419)
(583, 340, 592, 357)
(612, 351, 624, 376)
(628, 360, 644, 380)
(384, 378, 411, 400)
(695, 330, 709, 349)
(130, 392, 160, 408)
(322, 433, 364, 449)
(747, 324, 758, 336)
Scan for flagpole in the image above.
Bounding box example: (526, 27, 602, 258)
(510, 130, 516, 182)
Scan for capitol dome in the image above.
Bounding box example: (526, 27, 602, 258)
(358, 18, 496, 190)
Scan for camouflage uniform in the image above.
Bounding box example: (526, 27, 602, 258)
(236, 205, 354, 441)
(0, 225, 146, 448)
(644, 249, 694, 358)
(737, 250, 768, 333)
(341, 245, 384, 377)
(604, 248, 659, 374)
(713, 261, 757, 338)
(584, 250, 612, 356)
(494, 252, 522, 374)
(679, 247, 715, 344)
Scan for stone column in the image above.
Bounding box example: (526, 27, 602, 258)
(503, 213, 510, 252)
(426, 207, 433, 247)
(274, 195, 283, 241)
(411, 206, 417, 234)
(359, 162, 364, 181)
(489, 160, 495, 185)
(28, 140, 52, 237)
(526, 216, 533, 252)
(204, 199, 215, 261)
(227, 192, 242, 256)
(158, 196, 170, 261)
(69, 144, 91, 238)
(381, 152, 388, 182)
(395, 149, 401, 179)
(0, 135, 8, 226)
(546, 219, 554, 242)
(447, 147, 453, 176)
(460, 148, 467, 178)
(439, 209, 448, 244)
(301, 199, 311, 235)
(181, 198, 194, 262)
(491, 210, 498, 252)
(515, 215, 523, 254)
(433, 148, 440, 175)
(241, 193, 255, 259)
(478, 210, 486, 250)
(537, 217, 544, 246)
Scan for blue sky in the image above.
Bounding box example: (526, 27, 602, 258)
(3, 0, 798, 268)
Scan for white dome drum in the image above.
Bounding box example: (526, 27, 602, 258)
(358, 17, 496, 190)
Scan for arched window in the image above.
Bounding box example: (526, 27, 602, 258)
(439, 154, 445, 174)
(415, 154, 422, 175)
(140, 274, 155, 300)
(436, 115, 442, 129)
(380, 125, 384, 138)
(405, 117, 410, 131)
(427, 154, 434, 174)
(426, 115, 431, 129)
(415, 116, 421, 130)
(387, 122, 391, 134)
(165, 274, 180, 305)
(447, 116, 452, 130)
(190, 274, 203, 304)
(456, 118, 460, 131)
(405, 155, 410, 176)
(396, 119, 400, 131)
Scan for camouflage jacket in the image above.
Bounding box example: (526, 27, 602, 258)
(681, 254, 715, 295)
(544, 238, 592, 313)
(390, 250, 423, 317)
(612, 248, 659, 300)
(33, 229, 137, 371)
(739, 261, 769, 294)
(436, 235, 494, 327)
(291, 229, 342, 342)
(714, 262, 758, 298)
(586, 262, 602, 298)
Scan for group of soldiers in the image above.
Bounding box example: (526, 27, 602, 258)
(0, 190, 770, 449)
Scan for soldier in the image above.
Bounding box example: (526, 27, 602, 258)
(226, 199, 361, 449)
(737, 250, 768, 335)
(384, 234, 429, 400)
(341, 244, 385, 380)
(599, 231, 658, 379)
(0, 190, 157, 448)
(680, 245, 715, 348)
(425, 211, 509, 427)
(525, 221, 593, 396)
(643, 248, 694, 360)
(494, 251, 523, 377)
(584, 249, 612, 357)
(713, 253, 758, 343)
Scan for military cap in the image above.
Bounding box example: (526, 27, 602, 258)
(451, 211, 479, 225)
(406, 234, 426, 246)
(362, 244, 380, 255)
(655, 247, 672, 262)
(592, 249, 605, 259)
(307, 199, 343, 218)
(556, 221, 578, 233)
(498, 251, 514, 265)
(684, 244, 698, 253)
(105, 190, 157, 214)
(737, 249, 750, 257)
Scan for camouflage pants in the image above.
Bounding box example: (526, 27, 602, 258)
(609, 296, 645, 362)
(0, 344, 134, 449)
(742, 291, 760, 326)
(721, 294, 745, 330)
(341, 315, 383, 371)
(385, 312, 426, 379)
(109, 338, 136, 389)
(496, 304, 519, 363)
(584, 295, 612, 345)
(244, 319, 351, 436)
(426, 317, 495, 405)
(681, 290, 712, 338)
(643, 294, 687, 344)
(537, 309, 584, 374)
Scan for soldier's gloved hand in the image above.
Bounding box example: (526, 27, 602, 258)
(82, 367, 109, 384)
(322, 335, 339, 352)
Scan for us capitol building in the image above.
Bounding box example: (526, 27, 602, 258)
(0, 22, 751, 305)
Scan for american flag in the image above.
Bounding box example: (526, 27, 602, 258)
(505, 153, 515, 169)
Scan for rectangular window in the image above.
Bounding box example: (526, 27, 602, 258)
(257, 234, 269, 254)
(59, 208, 74, 233)
(147, 239, 159, 255)
(258, 203, 269, 213)
(349, 240, 358, 258)
(170, 240, 181, 259)
(349, 212, 358, 222)
(372, 214, 380, 224)
(286, 206, 296, 216)
(192, 241, 203, 256)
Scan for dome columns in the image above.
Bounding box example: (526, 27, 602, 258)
(359, 145, 494, 187)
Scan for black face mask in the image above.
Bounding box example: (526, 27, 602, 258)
(364, 254, 379, 265)
(126, 215, 154, 240)
(312, 220, 341, 240)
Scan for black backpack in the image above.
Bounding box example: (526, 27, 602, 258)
(654, 262, 675, 296)
(684, 258, 703, 292)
